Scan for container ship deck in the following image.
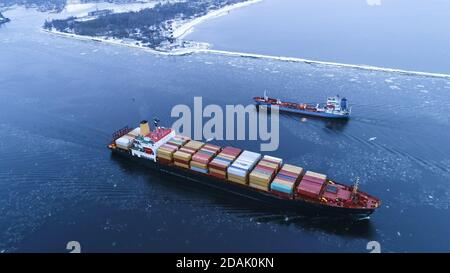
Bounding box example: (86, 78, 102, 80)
(108, 120, 380, 218)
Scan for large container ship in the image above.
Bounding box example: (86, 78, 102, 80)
(108, 120, 380, 218)
(254, 92, 351, 119)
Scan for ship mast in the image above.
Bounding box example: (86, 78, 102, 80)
(153, 117, 160, 128)
(352, 177, 360, 201)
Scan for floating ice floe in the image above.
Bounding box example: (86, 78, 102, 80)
(369, 137, 377, 141)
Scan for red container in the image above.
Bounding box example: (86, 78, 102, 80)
(209, 172, 226, 180)
(180, 147, 196, 154)
(222, 146, 242, 155)
(208, 162, 226, 170)
(157, 158, 172, 165)
(271, 191, 293, 200)
(278, 170, 300, 178)
(192, 153, 212, 163)
(296, 180, 323, 198)
(255, 164, 276, 171)
(174, 158, 189, 164)
(301, 175, 326, 185)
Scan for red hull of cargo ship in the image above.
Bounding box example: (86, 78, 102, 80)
(253, 94, 351, 119)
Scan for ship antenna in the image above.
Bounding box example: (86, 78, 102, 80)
(153, 117, 160, 128)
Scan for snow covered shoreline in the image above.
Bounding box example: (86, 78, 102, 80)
(41, 0, 450, 79)
(172, 0, 264, 39)
(42, 28, 196, 56)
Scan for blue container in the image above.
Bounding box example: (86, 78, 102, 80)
(270, 182, 294, 194)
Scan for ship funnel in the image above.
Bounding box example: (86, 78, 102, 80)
(140, 120, 151, 136)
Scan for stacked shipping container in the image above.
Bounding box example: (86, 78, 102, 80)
(156, 143, 178, 164)
(173, 140, 204, 169)
(296, 171, 327, 199)
(270, 164, 304, 198)
(120, 131, 363, 205)
(208, 147, 242, 179)
(249, 156, 283, 191)
(167, 135, 190, 147)
(227, 151, 262, 185)
(154, 137, 330, 202)
(190, 144, 221, 174)
(156, 135, 189, 164)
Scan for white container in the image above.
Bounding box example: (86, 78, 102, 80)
(263, 155, 283, 164)
(231, 161, 251, 170)
(227, 167, 248, 177)
(305, 171, 327, 180)
(116, 136, 132, 148)
(240, 150, 261, 159)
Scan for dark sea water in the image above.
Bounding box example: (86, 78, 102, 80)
(187, 0, 450, 74)
(1, 7, 450, 253)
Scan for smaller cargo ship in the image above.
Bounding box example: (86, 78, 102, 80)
(108, 119, 380, 218)
(254, 92, 351, 119)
